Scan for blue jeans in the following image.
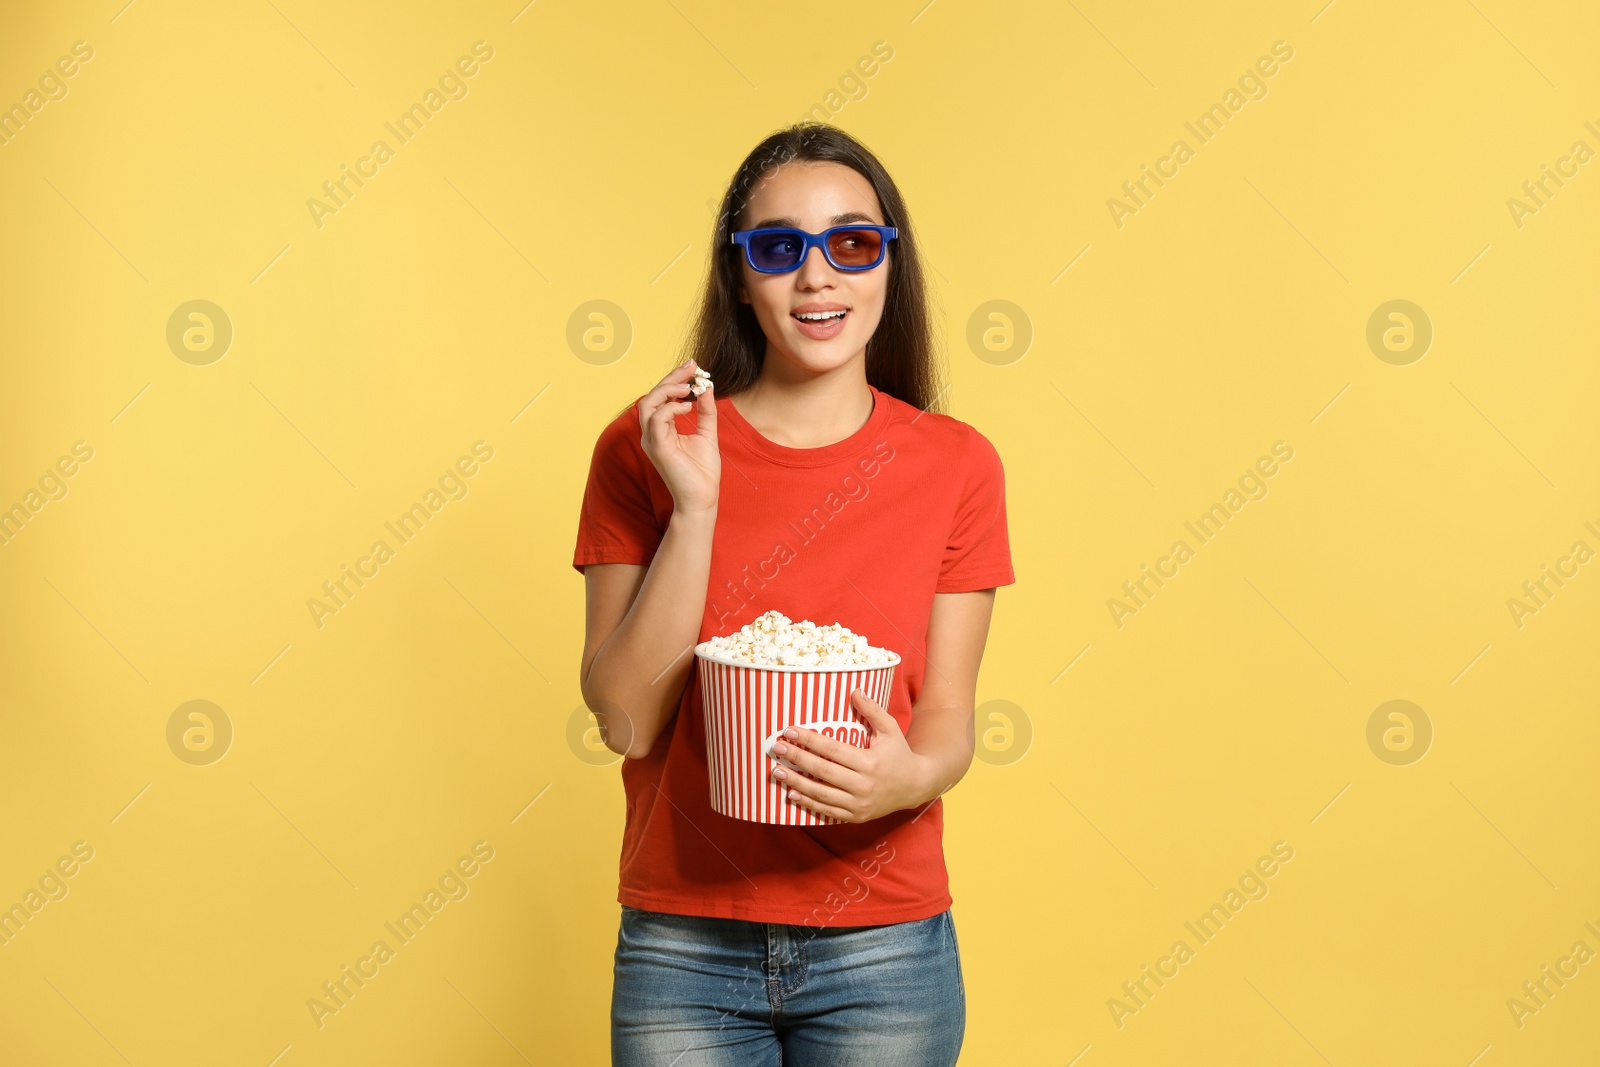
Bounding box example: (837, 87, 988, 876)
(611, 905, 966, 1066)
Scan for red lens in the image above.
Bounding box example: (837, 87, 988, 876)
(826, 228, 883, 268)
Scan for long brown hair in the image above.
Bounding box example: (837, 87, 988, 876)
(681, 122, 944, 414)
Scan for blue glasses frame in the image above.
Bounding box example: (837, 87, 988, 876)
(730, 224, 898, 274)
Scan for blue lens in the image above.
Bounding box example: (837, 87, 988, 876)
(750, 230, 804, 271)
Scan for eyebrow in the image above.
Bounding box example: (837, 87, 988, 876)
(748, 211, 881, 228)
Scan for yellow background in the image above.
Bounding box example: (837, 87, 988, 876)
(1, 0, 1597, 1063)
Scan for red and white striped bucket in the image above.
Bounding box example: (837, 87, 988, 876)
(695, 644, 900, 826)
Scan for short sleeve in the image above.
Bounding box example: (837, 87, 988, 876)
(936, 426, 1016, 593)
(572, 402, 666, 573)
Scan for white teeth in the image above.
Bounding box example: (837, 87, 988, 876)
(795, 310, 846, 321)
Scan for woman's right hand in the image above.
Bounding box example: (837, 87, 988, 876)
(638, 359, 720, 515)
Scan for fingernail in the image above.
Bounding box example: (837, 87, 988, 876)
(773, 767, 787, 778)
(783, 728, 798, 739)
(773, 742, 787, 754)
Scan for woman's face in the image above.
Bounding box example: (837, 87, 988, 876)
(735, 161, 890, 379)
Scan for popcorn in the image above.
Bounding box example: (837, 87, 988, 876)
(703, 610, 894, 668)
(688, 365, 713, 396)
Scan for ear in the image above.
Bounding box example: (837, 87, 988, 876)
(737, 283, 750, 304)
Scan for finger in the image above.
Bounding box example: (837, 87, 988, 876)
(778, 775, 854, 820)
(649, 360, 701, 399)
(642, 395, 673, 449)
(784, 789, 854, 823)
(636, 385, 673, 439)
(773, 764, 852, 805)
(640, 380, 693, 427)
(654, 381, 694, 406)
(652, 358, 700, 386)
(850, 690, 901, 736)
(647, 391, 693, 450)
(693, 380, 716, 437)
(640, 362, 699, 417)
(774, 737, 866, 786)
(785, 727, 870, 773)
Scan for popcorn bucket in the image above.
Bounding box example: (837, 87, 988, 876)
(695, 644, 900, 826)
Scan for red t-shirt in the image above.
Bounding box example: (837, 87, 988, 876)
(571, 383, 1015, 925)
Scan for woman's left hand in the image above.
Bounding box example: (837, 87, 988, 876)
(770, 689, 935, 823)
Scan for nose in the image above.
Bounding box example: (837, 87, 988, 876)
(796, 242, 834, 289)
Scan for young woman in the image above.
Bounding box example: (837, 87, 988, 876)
(573, 122, 1014, 1066)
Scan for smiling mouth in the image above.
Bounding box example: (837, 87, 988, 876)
(792, 310, 848, 323)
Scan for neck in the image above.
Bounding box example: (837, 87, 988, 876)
(732, 349, 874, 448)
